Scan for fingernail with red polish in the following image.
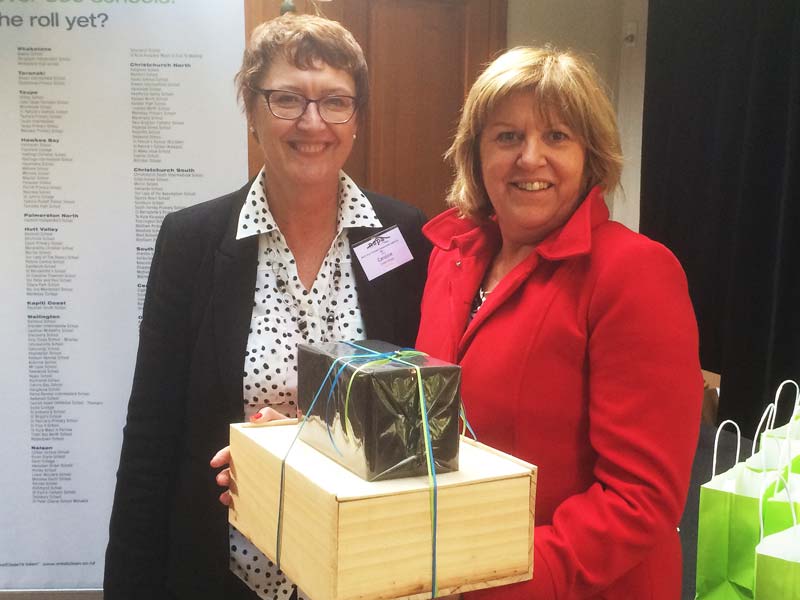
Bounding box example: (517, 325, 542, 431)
(251, 412, 262, 421)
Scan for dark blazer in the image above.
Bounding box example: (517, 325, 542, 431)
(104, 181, 430, 600)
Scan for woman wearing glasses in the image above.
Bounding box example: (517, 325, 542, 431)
(104, 14, 429, 600)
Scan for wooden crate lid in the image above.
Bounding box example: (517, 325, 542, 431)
(231, 422, 535, 502)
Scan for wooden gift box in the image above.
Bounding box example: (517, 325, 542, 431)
(229, 421, 537, 600)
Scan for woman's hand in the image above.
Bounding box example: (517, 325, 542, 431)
(210, 445, 235, 507)
(249, 406, 292, 423)
(209, 407, 292, 507)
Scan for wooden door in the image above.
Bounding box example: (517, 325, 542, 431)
(243, 0, 507, 217)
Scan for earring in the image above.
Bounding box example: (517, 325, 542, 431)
(249, 127, 256, 133)
(353, 133, 357, 140)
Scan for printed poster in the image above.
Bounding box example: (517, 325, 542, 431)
(0, 0, 247, 589)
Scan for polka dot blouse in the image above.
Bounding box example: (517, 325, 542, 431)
(230, 169, 382, 599)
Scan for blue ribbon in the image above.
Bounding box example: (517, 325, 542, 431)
(344, 342, 439, 598)
(274, 341, 472, 599)
(275, 350, 379, 566)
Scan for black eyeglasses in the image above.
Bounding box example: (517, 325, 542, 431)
(252, 88, 358, 124)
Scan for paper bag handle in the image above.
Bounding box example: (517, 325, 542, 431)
(751, 404, 776, 468)
(713, 419, 741, 477)
(767, 379, 800, 430)
(759, 472, 798, 541)
(769, 386, 800, 470)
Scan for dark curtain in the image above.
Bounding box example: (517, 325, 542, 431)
(641, 0, 800, 434)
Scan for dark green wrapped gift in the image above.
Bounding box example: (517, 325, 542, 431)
(297, 340, 460, 481)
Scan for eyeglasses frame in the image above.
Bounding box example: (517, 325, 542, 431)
(251, 87, 358, 124)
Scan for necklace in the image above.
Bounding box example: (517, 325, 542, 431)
(263, 241, 342, 341)
(470, 286, 491, 317)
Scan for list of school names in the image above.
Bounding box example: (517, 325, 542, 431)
(130, 48, 204, 309)
(18, 42, 85, 505)
(17, 44, 207, 505)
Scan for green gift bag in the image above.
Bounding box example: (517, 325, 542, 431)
(695, 420, 752, 599)
(759, 380, 800, 538)
(695, 411, 796, 600)
(754, 526, 800, 598)
(754, 474, 800, 599)
(759, 380, 800, 471)
(762, 466, 800, 537)
(696, 384, 800, 600)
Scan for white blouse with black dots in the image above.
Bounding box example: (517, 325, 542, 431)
(229, 168, 382, 599)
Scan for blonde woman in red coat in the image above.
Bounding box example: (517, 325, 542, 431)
(416, 47, 703, 600)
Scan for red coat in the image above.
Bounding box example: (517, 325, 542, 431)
(416, 188, 702, 600)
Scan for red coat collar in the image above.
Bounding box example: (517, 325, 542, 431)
(424, 186, 610, 260)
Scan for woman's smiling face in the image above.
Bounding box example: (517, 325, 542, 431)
(479, 91, 586, 246)
(251, 56, 358, 190)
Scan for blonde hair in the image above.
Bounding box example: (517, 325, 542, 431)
(235, 13, 368, 120)
(447, 46, 623, 220)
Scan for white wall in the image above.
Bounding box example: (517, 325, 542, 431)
(614, 0, 648, 231)
(507, 0, 648, 231)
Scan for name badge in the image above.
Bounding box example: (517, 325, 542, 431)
(352, 225, 414, 281)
